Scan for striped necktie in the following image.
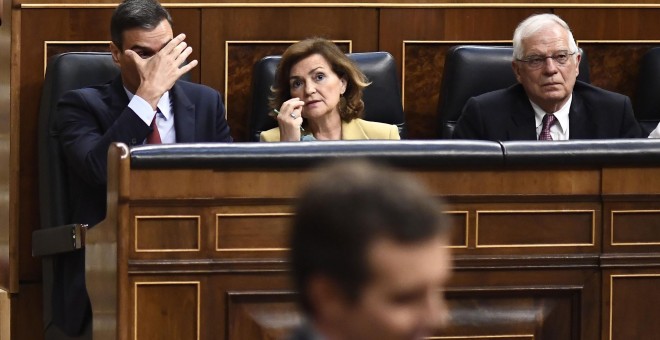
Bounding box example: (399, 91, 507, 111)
(538, 114, 556, 141)
(146, 110, 162, 144)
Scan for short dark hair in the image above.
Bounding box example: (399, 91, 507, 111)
(290, 160, 449, 315)
(270, 38, 370, 122)
(110, 0, 173, 49)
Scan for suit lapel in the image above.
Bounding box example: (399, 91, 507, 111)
(508, 85, 537, 140)
(107, 76, 130, 121)
(341, 119, 369, 140)
(171, 81, 196, 142)
(567, 93, 593, 139)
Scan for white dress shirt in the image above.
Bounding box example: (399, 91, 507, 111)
(531, 95, 572, 141)
(648, 123, 660, 138)
(124, 88, 176, 143)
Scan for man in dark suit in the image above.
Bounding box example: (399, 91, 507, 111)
(453, 13, 642, 140)
(289, 160, 452, 340)
(52, 0, 231, 337)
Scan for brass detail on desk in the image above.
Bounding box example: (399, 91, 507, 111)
(134, 281, 200, 340)
(608, 274, 660, 340)
(444, 210, 469, 249)
(216, 213, 293, 252)
(426, 335, 534, 339)
(43, 40, 110, 76)
(475, 210, 595, 248)
(611, 210, 660, 246)
(134, 215, 201, 252)
(22, 3, 660, 9)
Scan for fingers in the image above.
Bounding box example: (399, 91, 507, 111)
(179, 59, 199, 74)
(123, 49, 142, 64)
(161, 34, 197, 75)
(170, 40, 189, 62)
(281, 98, 305, 114)
(121, 50, 145, 77)
(139, 33, 197, 81)
(278, 98, 305, 123)
(133, 33, 197, 105)
(160, 33, 187, 56)
(276, 99, 305, 142)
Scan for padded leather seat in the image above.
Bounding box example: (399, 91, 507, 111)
(131, 140, 505, 168)
(501, 139, 660, 166)
(37, 52, 119, 340)
(39, 52, 119, 231)
(437, 45, 590, 138)
(248, 52, 406, 141)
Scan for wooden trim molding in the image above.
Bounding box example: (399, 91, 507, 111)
(475, 209, 596, 248)
(0, 290, 9, 340)
(608, 273, 660, 340)
(43, 40, 110, 75)
(21, 3, 660, 9)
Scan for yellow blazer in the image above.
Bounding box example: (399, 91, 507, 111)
(260, 118, 400, 142)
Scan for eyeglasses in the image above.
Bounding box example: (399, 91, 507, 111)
(516, 51, 577, 69)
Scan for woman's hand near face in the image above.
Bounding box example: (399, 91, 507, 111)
(277, 98, 305, 141)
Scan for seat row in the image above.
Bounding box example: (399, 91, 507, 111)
(41, 46, 660, 142)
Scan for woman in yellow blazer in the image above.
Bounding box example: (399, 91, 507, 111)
(260, 38, 400, 142)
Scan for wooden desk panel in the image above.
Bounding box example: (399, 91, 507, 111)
(17, 6, 660, 299)
(82, 143, 660, 340)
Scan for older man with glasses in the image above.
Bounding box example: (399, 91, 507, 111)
(453, 13, 642, 141)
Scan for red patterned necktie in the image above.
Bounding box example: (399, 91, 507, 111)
(538, 114, 556, 141)
(146, 110, 162, 144)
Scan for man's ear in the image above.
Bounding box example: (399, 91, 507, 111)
(307, 275, 349, 322)
(109, 42, 121, 66)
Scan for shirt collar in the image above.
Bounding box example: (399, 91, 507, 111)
(123, 87, 172, 120)
(531, 94, 572, 134)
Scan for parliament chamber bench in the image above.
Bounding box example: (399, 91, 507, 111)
(85, 139, 660, 340)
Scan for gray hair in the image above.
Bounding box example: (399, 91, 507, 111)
(512, 13, 579, 60)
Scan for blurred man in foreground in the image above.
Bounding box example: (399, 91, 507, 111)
(289, 160, 452, 340)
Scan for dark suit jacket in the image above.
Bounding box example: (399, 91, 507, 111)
(53, 76, 232, 335)
(452, 81, 642, 140)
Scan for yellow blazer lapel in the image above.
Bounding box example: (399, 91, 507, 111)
(341, 119, 369, 140)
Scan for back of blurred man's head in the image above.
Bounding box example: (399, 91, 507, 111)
(290, 160, 452, 340)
